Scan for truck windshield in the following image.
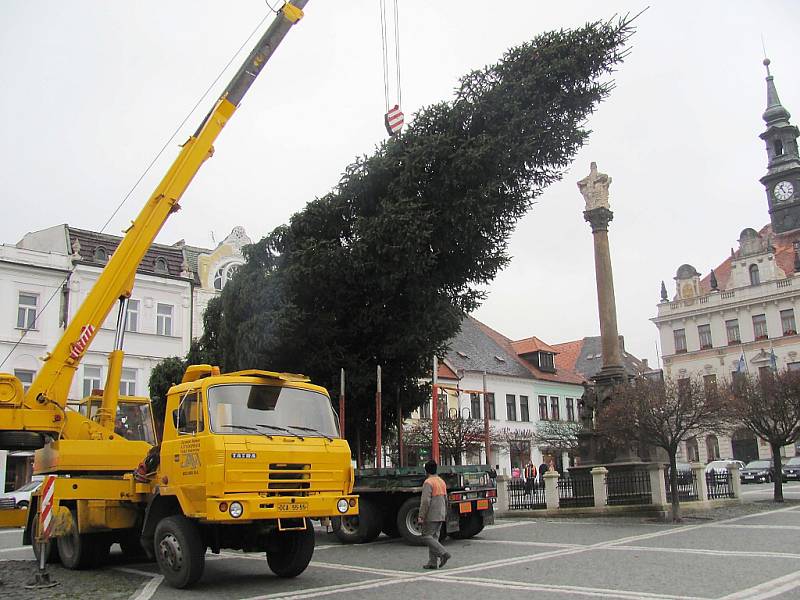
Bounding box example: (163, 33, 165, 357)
(207, 384, 339, 439)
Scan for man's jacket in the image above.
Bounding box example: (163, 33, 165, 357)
(419, 474, 447, 522)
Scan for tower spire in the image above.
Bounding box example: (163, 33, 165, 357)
(762, 58, 791, 125)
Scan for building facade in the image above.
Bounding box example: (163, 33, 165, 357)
(652, 59, 800, 465)
(0, 224, 249, 490)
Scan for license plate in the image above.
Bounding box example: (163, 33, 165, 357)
(477, 499, 489, 511)
(278, 503, 308, 512)
(745, 475, 754, 479)
(459, 501, 472, 514)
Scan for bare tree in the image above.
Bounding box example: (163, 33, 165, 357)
(533, 420, 582, 459)
(406, 416, 503, 465)
(722, 369, 800, 502)
(597, 376, 726, 522)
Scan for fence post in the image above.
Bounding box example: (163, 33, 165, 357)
(692, 462, 708, 502)
(496, 475, 509, 513)
(544, 470, 560, 509)
(591, 466, 608, 508)
(648, 463, 667, 505)
(729, 463, 742, 499)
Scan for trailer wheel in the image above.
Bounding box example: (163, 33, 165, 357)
(396, 497, 424, 546)
(266, 519, 315, 577)
(450, 512, 484, 539)
(57, 509, 109, 569)
(331, 497, 381, 544)
(154, 515, 205, 589)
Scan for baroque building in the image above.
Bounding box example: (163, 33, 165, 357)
(652, 59, 800, 465)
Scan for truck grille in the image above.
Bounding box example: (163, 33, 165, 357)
(268, 463, 311, 494)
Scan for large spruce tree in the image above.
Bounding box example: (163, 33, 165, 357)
(197, 18, 634, 447)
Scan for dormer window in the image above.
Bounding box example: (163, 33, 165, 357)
(537, 351, 556, 372)
(94, 246, 107, 263)
(494, 355, 506, 363)
(456, 351, 469, 359)
(749, 264, 760, 286)
(154, 257, 169, 274)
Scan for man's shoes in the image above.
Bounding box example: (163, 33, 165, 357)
(439, 553, 451, 568)
(423, 562, 438, 569)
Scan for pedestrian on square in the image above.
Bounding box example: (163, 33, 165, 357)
(524, 462, 537, 494)
(539, 459, 548, 486)
(417, 459, 451, 570)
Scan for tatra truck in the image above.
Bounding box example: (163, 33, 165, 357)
(0, 1, 358, 589)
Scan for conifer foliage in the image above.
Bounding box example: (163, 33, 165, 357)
(197, 19, 634, 444)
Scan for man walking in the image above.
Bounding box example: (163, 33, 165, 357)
(417, 459, 451, 569)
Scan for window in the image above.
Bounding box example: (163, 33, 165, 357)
(752, 314, 768, 340)
(14, 369, 35, 392)
(703, 374, 717, 397)
(781, 309, 797, 335)
(566, 398, 575, 422)
(214, 262, 241, 291)
(538, 395, 548, 420)
(125, 299, 139, 333)
(698, 324, 713, 350)
(726, 319, 740, 344)
(83, 366, 102, 397)
(17, 293, 38, 329)
(419, 400, 431, 419)
(470, 393, 481, 420)
(156, 303, 173, 336)
(520, 395, 529, 422)
(176, 392, 203, 434)
(119, 368, 136, 396)
(550, 397, 560, 421)
(775, 139, 784, 157)
(506, 394, 517, 421)
(673, 328, 687, 353)
(486, 393, 496, 420)
(749, 264, 760, 286)
(154, 257, 169, 274)
(538, 352, 555, 372)
(94, 246, 107, 263)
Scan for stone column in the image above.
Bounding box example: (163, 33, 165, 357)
(591, 466, 608, 508)
(729, 464, 742, 499)
(692, 463, 708, 502)
(648, 463, 667, 506)
(544, 470, 560, 510)
(496, 475, 509, 513)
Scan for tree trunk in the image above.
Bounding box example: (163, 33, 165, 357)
(770, 442, 784, 503)
(668, 453, 682, 523)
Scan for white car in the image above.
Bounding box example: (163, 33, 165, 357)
(704, 460, 745, 475)
(0, 476, 43, 509)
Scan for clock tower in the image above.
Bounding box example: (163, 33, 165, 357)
(759, 58, 800, 233)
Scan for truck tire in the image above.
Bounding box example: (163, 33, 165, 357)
(396, 497, 424, 546)
(57, 509, 110, 569)
(451, 512, 484, 539)
(266, 519, 315, 577)
(331, 497, 381, 544)
(154, 515, 205, 588)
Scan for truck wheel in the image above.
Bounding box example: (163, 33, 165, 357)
(396, 497, 425, 546)
(451, 512, 484, 539)
(331, 497, 381, 544)
(154, 515, 205, 588)
(266, 519, 315, 577)
(31, 509, 60, 565)
(57, 509, 108, 569)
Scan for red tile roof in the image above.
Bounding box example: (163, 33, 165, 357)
(551, 339, 584, 372)
(511, 336, 559, 355)
(471, 319, 585, 385)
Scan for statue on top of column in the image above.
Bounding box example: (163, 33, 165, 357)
(577, 161, 612, 211)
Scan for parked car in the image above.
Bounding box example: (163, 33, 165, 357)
(705, 460, 745, 475)
(740, 460, 777, 484)
(668, 462, 693, 485)
(0, 476, 43, 509)
(781, 456, 800, 481)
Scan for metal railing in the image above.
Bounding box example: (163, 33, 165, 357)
(558, 474, 594, 508)
(507, 477, 546, 510)
(606, 470, 652, 506)
(665, 470, 698, 502)
(706, 471, 734, 499)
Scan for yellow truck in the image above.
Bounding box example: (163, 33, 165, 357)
(0, 1, 357, 588)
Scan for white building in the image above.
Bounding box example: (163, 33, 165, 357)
(0, 224, 249, 490)
(652, 59, 800, 465)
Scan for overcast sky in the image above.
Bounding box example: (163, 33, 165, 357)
(2, 1, 800, 369)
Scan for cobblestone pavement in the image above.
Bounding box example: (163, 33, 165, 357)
(1, 491, 799, 600)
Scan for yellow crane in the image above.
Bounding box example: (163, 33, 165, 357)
(0, 1, 357, 588)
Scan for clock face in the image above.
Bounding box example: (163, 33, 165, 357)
(774, 180, 795, 202)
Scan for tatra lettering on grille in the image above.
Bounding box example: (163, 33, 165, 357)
(268, 463, 311, 494)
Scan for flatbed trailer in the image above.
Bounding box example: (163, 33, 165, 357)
(332, 464, 495, 545)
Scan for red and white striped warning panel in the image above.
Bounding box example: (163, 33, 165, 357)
(385, 105, 404, 136)
(69, 325, 95, 359)
(39, 475, 56, 539)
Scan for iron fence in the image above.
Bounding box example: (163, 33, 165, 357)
(665, 470, 698, 502)
(558, 473, 594, 508)
(507, 477, 546, 510)
(606, 469, 652, 506)
(706, 470, 734, 499)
